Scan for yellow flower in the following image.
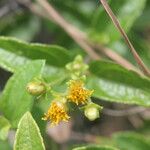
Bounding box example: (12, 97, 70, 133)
(67, 80, 93, 105)
(42, 101, 70, 126)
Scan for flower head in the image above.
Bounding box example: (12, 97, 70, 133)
(67, 80, 93, 105)
(42, 101, 70, 126)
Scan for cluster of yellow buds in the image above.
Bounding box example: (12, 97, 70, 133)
(26, 55, 103, 126)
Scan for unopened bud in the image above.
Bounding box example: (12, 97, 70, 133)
(84, 103, 103, 121)
(65, 55, 89, 78)
(26, 81, 46, 96)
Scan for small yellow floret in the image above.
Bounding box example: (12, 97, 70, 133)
(42, 101, 70, 126)
(67, 80, 93, 105)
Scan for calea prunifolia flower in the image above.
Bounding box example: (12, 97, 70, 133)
(42, 101, 70, 126)
(67, 80, 93, 105)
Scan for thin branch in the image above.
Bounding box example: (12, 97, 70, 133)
(91, 43, 142, 75)
(17, 0, 143, 76)
(103, 107, 146, 117)
(35, 0, 142, 75)
(36, 0, 100, 60)
(17, 0, 99, 60)
(100, 0, 150, 77)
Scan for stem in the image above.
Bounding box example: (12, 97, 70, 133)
(91, 43, 142, 75)
(36, 0, 100, 60)
(17, 0, 143, 76)
(100, 0, 150, 77)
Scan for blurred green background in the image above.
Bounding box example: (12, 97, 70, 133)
(0, 0, 150, 150)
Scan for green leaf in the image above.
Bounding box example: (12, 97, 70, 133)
(73, 145, 118, 150)
(87, 61, 150, 107)
(91, 0, 146, 43)
(0, 60, 45, 127)
(0, 116, 11, 140)
(113, 132, 150, 150)
(14, 112, 45, 150)
(0, 36, 71, 72)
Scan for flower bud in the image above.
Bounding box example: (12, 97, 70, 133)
(84, 103, 103, 121)
(26, 81, 46, 96)
(65, 55, 89, 79)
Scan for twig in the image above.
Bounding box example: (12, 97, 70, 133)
(100, 0, 150, 77)
(36, 0, 100, 60)
(103, 107, 146, 117)
(17, 0, 143, 75)
(35, 0, 142, 74)
(17, 0, 99, 60)
(92, 44, 142, 75)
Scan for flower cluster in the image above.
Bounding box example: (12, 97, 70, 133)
(27, 55, 102, 126)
